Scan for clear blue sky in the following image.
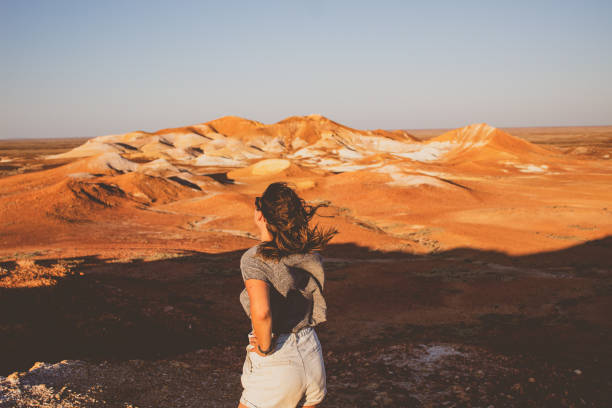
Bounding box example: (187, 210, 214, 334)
(1, 0, 611, 139)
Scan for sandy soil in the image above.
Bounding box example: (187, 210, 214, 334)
(0, 119, 611, 407)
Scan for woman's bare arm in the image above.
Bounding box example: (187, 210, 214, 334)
(245, 278, 273, 355)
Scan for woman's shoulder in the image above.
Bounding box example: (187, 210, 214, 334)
(242, 245, 322, 268)
(240, 245, 272, 279)
(241, 244, 260, 259)
(242, 244, 275, 262)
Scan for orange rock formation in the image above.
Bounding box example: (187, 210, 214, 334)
(1, 115, 610, 259)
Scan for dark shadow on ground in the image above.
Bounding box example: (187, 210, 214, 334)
(1, 237, 610, 388)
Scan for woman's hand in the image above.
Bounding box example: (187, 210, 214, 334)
(249, 334, 266, 357)
(249, 332, 258, 348)
(248, 333, 262, 355)
(250, 334, 277, 357)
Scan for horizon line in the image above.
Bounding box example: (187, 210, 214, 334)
(1, 122, 611, 141)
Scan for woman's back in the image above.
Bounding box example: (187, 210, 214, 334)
(239, 245, 327, 334)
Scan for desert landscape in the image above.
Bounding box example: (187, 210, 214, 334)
(0, 115, 611, 407)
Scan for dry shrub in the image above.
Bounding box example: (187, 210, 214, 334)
(16, 258, 36, 269)
(0, 259, 79, 288)
(107, 251, 183, 263)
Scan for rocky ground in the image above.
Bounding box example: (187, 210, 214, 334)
(1, 242, 611, 407)
(0, 340, 606, 407)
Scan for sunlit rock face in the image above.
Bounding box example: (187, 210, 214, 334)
(45, 115, 560, 178)
(1, 114, 609, 258)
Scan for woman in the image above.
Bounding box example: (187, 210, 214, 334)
(238, 182, 337, 408)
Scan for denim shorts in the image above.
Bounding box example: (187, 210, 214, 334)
(240, 326, 327, 408)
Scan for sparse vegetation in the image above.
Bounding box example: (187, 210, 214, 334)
(0, 258, 81, 288)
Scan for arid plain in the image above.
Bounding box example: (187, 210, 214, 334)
(1, 116, 611, 407)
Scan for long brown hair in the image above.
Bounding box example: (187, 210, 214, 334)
(255, 182, 337, 260)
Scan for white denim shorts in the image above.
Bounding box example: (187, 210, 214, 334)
(240, 326, 326, 408)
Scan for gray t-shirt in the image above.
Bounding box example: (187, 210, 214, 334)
(239, 245, 327, 334)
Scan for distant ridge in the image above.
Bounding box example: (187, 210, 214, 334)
(430, 123, 555, 163)
(43, 115, 560, 178)
(45, 114, 420, 163)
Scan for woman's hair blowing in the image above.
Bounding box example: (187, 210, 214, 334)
(256, 182, 337, 260)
